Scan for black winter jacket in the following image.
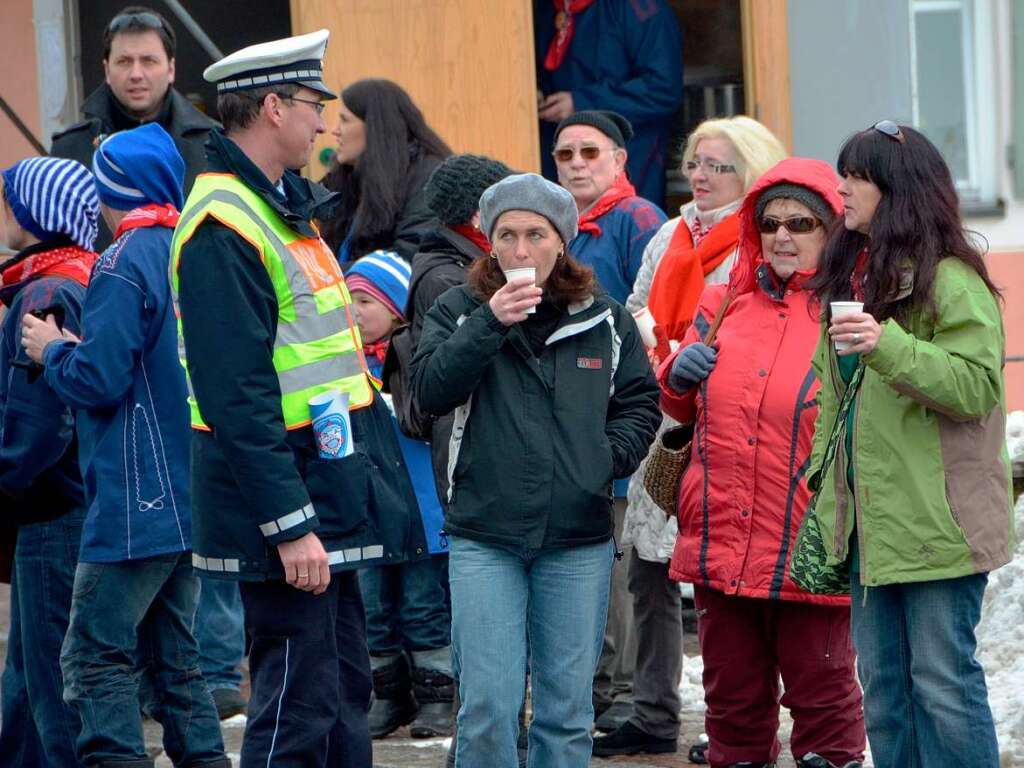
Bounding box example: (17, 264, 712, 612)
(50, 86, 218, 249)
(411, 286, 660, 550)
(407, 226, 485, 501)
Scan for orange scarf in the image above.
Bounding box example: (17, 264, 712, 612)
(647, 211, 741, 342)
(578, 175, 636, 237)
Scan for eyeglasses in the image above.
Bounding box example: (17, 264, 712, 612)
(552, 145, 615, 162)
(873, 120, 905, 144)
(281, 95, 326, 115)
(685, 158, 737, 175)
(758, 216, 821, 234)
(107, 11, 165, 34)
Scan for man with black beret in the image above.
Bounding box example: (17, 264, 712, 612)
(552, 108, 667, 734)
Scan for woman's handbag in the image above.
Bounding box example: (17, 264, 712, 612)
(642, 290, 734, 514)
(790, 363, 865, 595)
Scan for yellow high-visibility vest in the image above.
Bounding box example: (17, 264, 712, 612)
(170, 172, 373, 430)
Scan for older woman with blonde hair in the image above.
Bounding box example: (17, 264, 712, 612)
(637, 116, 786, 343)
(595, 116, 786, 758)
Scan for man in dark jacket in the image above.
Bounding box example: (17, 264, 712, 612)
(535, 0, 683, 209)
(0, 156, 98, 767)
(50, 6, 218, 250)
(174, 31, 424, 768)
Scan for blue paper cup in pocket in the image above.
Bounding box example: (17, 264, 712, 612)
(308, 389, 353, 460)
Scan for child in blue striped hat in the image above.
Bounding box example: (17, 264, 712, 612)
(344, 250, 454, 739)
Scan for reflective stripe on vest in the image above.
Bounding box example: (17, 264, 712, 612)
(170, 173, 373, 430)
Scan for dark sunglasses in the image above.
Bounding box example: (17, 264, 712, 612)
(107, 11, 165, 34)
(873, 120, 905, 144)
(758, 215, 821, 234)
(552, 145, 613, 162)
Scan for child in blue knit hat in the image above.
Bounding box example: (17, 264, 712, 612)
(345, 250, 454, 739)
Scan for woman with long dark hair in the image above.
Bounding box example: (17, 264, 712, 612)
(800, 122, 1013, 768)
(320, 79, 452, 265)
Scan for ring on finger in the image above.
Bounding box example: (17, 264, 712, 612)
(853, 333, 861, 343)
(298, 572, 309, 580)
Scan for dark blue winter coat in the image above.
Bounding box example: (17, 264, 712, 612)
(568, 198, 666, 305)
(42, 224, 191, 562)
(536, 0, 684, 208)
(0, 251, 87, 523)
(366, 356, 447, 555)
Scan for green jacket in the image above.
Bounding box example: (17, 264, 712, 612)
(807, 258, 1014, 587)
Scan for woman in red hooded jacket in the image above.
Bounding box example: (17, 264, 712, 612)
(658, 158, 865, 768)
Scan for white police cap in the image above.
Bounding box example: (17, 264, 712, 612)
(203, 29, 336, 100)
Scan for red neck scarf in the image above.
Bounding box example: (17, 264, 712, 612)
(544, 0, 597, 70)
(851, 247, 869, 302)
(363, 339, 390, 366)
(113, 203, 180, 240)
(578, 175, 636, 238)
(449, 223, 491, 255)
(1, 243, 97, 294)
(646, 211, 741, 342)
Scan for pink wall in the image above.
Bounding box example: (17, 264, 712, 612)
(0, 0, 42, 168)
(986, 250, 1024, 411)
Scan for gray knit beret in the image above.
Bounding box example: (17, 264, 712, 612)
(754, 183, 835, 225)
(479, 173, 579, 244)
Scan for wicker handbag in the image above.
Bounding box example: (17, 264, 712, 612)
(642, 291, 734, 514)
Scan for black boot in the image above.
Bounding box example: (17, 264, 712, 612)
(409, 667, 454, 737)
(368, 654, 417, 739)
(797, 754, 863, 768)
(592, 721, 677, 757)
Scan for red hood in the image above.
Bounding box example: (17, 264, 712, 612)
(728, 157, 843, 295)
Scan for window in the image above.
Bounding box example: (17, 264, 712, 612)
(911, 0, 998, 206)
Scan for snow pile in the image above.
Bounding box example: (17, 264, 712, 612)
(977, 411, 1024, 766)
(680, 652, 705, 714)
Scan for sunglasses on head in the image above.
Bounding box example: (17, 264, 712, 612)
(872, 120, 905, 144)
(552, 145, 613, 162)
(758, 215, 821, 234)
(107, 11, 164, 34)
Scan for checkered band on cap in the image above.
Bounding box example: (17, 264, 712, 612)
(1, 156, 99, 250)
(215, 60, 323, 93)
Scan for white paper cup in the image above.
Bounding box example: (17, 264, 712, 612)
(308, 389, 353, 459)
(503, 266, 537, 314)
(633, 306, 658, 348)
(830, 301, 864, 351)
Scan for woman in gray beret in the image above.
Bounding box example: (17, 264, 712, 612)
(410, 173, 661, 768)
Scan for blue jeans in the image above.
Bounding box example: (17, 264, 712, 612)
(0, 509, 85, 768)
(60, 552, 227, 767)
(449, 535, 614, 768)
(851, 571, 999, 768)
(193, 577, 245, 691)
(359, 554, 450, 657)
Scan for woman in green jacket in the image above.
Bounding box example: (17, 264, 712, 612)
(805, 122, 1013, 768)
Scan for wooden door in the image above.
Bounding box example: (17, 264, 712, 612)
(290, 0, 540, 177)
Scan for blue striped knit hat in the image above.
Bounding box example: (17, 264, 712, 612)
(92, 123, 185, 211)
(345, 250, 411, 321)
(1, 157, 99, 250)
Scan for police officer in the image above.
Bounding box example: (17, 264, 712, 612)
(171, 29, 425, 768)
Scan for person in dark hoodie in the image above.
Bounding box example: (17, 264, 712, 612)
(408, 153, 512, 498)
(173, 30, 425, 768)
(23, 123, 229, 768)
(50, 5, 218, 249)
(0, 156, 98, 767)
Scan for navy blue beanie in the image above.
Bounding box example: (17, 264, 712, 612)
(92, 123, 185, 210)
